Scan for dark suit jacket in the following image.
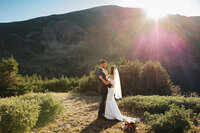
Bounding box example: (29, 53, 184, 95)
(97, 68, 108, 94)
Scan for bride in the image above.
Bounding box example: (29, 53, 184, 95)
(100, 65, 139, 122)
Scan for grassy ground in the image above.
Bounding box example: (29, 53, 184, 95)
(30, 93, 151, 133)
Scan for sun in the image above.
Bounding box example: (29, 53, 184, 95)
(145, 8, 167, 20)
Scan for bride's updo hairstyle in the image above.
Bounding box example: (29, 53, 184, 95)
(110, 65, 116, 75)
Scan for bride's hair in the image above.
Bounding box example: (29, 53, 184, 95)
(110, 65, 116, 75)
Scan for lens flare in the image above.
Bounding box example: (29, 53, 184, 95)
(145, 8, 167, 20)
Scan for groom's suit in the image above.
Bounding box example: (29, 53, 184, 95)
(97, 67, 112, 118)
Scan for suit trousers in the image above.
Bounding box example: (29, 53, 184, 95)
(98, 91, 107, 117)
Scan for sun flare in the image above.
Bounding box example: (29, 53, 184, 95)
(145, 8, 167, 20)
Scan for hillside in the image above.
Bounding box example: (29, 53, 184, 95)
(0, 5, 200, 93)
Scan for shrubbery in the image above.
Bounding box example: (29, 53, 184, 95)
(0, 98, 39, 133)
(78, 65, 98, 93)
(0, 93, 64, 133)
(118, 95, 200, 133)
(118, 95, 200, 115)
(41, 76, 71, 92)
(0, 56, 179, 97)
(145, 104, 191, 133)
(36, 94, 64, 126)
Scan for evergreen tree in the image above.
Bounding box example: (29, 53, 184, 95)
(0, 56, 28, 96)
(118, 58, 143, 95)
(140, 60, 172, 95)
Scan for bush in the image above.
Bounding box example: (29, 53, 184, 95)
(118, 96, 199, 132)
(144, 111, 163, 125)
(41, 76, 71, 92)
(68, 77, 79, 91)
(78, 65, 99, 93)
(0, 93, 64, 132)
(35, 94, 64, 126)
(191, 113, 200, 126)
(24, 74, 79, 93)
(152, 104, 191, 133)
(19, 93, 64, 126)
(0, 98, 40, 133)
(171, 85, 181, 96)
(118, 95, 200, 115)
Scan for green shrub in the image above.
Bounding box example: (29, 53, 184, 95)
(152, 104, 191, 133)
(24, 74, 78, 93)
(192, 113, 200, 126)
(36, 94, 64, 126)
(78, 75, 90, 93)
(19, 93, 64, 126)
(144, 111, 163, 125)
(118, 95, 200, 115)
(0, 93, 64, 132)
(78, 65, 99, 93)
(0, 98, 40, 133)
(68, 77, 79, 91)
(41, 76, 71, 92)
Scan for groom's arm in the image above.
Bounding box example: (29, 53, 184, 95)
(98, 75, 110, 85)
(99, 75, 112, 88)
(97, 69, 112, 87)
(97, 69, 105, 83)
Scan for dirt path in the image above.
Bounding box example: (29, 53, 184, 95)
(31, 93, 150, 133)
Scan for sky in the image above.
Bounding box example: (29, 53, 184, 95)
(0, 0, 200, 23)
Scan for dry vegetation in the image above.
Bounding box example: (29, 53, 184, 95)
(30, 93, 150, 133)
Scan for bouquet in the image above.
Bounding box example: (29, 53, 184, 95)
(120, 119, 140, 132)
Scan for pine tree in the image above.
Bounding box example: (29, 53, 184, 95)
(140, 60, 172, 95)
(0, 56, 26, 96)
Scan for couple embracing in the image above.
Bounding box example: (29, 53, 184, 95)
(96, 59, 139, 122)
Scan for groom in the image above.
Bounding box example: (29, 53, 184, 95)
(97, 59, 112, 119)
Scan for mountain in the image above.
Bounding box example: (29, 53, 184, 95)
(0, 5, 200, 93)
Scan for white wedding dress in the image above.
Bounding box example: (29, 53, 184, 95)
(104, 77, 139, 122)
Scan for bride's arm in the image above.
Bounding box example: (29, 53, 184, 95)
(98, 75, 110, 85)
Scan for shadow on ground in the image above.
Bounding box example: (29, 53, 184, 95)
(80, 118, 119, 133)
